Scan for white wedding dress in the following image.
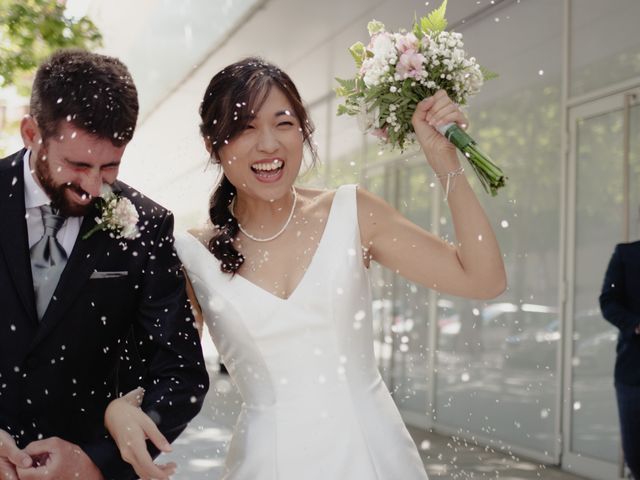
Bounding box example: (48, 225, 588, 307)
(174, 185, 429, 480)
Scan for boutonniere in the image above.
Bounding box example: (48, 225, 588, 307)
(83, 184, 140, 240)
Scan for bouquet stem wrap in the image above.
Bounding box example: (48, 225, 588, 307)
(437, 123, 506, 196)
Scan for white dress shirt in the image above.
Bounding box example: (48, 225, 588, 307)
(23, 150, 81, 256)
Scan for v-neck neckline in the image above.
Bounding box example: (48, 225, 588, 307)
(231, 188, 341, 302)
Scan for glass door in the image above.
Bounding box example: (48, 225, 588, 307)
(362, 157, 438, 426)
(564, 87, 640, 479)
(362, 162, 397, 387)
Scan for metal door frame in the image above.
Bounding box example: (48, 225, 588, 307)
(562, 84, 640, 480)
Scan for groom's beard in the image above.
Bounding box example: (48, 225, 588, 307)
(34, 146, 99, 218)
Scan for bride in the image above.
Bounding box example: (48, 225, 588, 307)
(104, 57, 506, 480)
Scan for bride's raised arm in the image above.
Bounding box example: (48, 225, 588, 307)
(357, 90, 506, 300)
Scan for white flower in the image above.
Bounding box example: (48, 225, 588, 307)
(120, 222, 139, 240)
(83, 185, 140, 240)
(361, 32, 398, 87)
(112, 197, 140, 239)
(370, 32, 395, 57)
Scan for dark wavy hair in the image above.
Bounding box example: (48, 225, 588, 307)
(199, 57, 317, 274)
(30, 49, 138, 146)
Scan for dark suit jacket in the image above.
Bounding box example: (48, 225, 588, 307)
(600, 241, 640, 386)
(0, 150, 210, 479)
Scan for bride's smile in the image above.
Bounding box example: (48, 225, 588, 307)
(249, 157, 285, 183)
(217, 87, 304, 204)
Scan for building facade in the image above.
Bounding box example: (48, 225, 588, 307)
(115, 1, 640, 478)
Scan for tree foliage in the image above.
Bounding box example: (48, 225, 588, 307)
(0, 0, 102, 93)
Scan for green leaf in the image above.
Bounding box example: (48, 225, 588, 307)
(335, 77, 359, 98)
(480, 65, 499, 81)
(336, 104, 349, 116)
(367, 19, 385, 36)
(348, 41, 366, 68)
(412, 12, 422, 37)
(420, 0, 448, 35)
(413, 22, 422, 38)
(0, 0, 103, 90)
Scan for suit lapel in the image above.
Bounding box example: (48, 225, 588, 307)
(0, 151, 38, 325)
(30, 205, 105, 349)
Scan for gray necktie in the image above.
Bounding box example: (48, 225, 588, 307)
(30, 205, 68, 320)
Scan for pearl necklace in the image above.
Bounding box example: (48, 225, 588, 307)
(230, 188, 297, 242)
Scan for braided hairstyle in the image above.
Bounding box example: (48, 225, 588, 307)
(199, 57, 317, 274)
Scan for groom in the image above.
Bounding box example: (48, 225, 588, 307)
(0, 49, 209, 479)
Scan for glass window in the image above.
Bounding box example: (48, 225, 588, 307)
(570, 0, 640, 98)
(433, 0, 563, 456)
(568, 97, 640, 462)
(390, 164, 434, 415)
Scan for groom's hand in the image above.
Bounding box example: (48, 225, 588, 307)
(15, 437, 104, 480)
(0, 429, 32, 480)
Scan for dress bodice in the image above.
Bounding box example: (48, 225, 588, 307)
(175, 185, 428, 480)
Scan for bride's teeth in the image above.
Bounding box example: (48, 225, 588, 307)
(253, 159, 283, 171)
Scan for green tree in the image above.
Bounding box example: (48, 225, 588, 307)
(0, 0, 102, 94)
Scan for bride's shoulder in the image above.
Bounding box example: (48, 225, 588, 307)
(187, 227, 215, 247)
(297, 187, 335, 211)
(181, 222, 217, 248)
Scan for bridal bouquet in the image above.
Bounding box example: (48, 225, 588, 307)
(335, 0, 506, 196)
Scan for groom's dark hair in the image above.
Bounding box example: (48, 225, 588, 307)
(30, 49, 139, 146)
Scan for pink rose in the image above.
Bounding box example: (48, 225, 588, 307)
(394, 32, 419, 54)
(371, 127, 389, 141)
(395, 50, 425, 80)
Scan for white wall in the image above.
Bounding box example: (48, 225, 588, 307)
(117, 0, 503, 229)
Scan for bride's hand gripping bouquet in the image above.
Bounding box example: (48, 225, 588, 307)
(335, 0, 506, 196)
